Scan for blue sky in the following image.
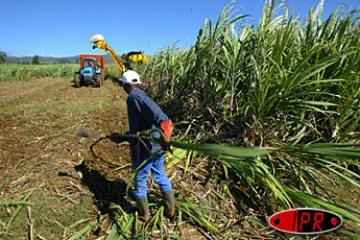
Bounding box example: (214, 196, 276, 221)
(1, 0, 358, 57)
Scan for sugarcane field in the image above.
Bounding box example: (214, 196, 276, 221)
(1, 1, 360, 240)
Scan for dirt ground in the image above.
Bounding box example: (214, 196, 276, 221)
(0, 78, 131, 239)
(0, 78, 222, 240)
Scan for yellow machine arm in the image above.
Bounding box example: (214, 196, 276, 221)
(89, 34, 148, 75)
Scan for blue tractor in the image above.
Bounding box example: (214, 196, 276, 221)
(74, 54, 105, 88)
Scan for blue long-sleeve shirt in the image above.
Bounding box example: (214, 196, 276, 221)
(126, 88, 169, 161)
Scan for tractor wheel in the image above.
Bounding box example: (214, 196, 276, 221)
(94, 74, 103, 87)
(74, 73, 81, 88)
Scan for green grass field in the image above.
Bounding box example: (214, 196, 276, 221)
(0, 63, 122, 82)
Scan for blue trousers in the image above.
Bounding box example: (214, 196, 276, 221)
(132, 154, 172, 199)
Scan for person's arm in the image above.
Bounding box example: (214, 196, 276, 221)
(137, 95, 174, 144)
(136, 95, 168, 127)
(128, 94, 173, 147)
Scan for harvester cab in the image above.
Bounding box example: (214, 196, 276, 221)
(88, 34, 148, 77)
(74, 54, 105, 88)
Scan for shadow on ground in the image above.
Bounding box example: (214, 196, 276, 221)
(73, 161, 135, 217)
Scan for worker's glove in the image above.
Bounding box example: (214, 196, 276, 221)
(107, 133, 127, 144)
(159, 120, 174, 150)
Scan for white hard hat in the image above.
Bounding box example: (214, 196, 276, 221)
(119, 70, 142, 85)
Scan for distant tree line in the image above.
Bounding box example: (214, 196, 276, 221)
(1, 54, 112, 64)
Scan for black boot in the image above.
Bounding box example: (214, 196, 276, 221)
(136, 197, 149, 222)
(162, 190, 175, 219)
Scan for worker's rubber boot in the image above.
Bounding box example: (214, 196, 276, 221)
(136, 197, 149, 222)
(162, 190, 175, 219)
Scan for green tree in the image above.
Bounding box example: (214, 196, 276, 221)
(32, 55, 40, 64)
(0, 51, 6, 64)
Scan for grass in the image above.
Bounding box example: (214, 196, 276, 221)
(0, 64, 78, 81)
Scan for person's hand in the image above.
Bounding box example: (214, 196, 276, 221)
(107, 133, 127, 144)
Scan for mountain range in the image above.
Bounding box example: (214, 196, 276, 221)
(4, 54, 116, 64)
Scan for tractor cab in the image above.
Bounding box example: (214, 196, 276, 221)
(82, 58, 97, 69)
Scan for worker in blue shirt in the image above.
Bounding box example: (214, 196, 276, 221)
(118, 70, 175, 222)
